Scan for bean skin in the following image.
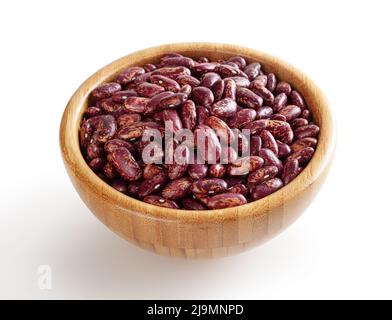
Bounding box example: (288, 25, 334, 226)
(209, 164, 226, 178)
(260, 130, 279, 156)
(207, 193, 247, 209)
(236, 87, 263, 109)
(251, 178, 283, 200)
(227, 108, 257, 128)
(191, 87, 214, 106)
(181, 100, 197, 130)
(223, 78, 237, 100)
(188, 164, 208, 179)
(291, 137, 317, 152)
(150, 75, 181, 92)
(138, 173, 168, 197)
(282, 158, 300, 185)
(211, 98, 237, 118)
(243, 63, 261, 80)
(162, 177, 192, 200)
(247, 166, 279, 185)
(294, 124, 320, 139)
(108, 147, 142, 181)
(143, 195, 179, 208)
(191, 178, 228, 195)
(275, 82, 292, 95)
(181, 197, 206, 210)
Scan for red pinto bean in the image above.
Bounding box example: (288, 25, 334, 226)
(150, 75, 181, 92)
(243, 63, 261, 80)
(275, 82, 292, 95)
(211, 98, 237, 118)
(247, 166, 279, 185)
(108, 147, 142, 181)
(294, 124, 320, 139)
(138, 172, 168, 197)
(162, 177, 192, 200)
(279, 104, 302, 122)
(207, 193, 247, 209)
(116, 67, 145, 85)
(227, 156, 264, 176)
(191, 178, 228, 195)
(223, 78, 237, 100)
(191, 87, 214, 107)
(209, 164, 226, 178)
(200, 72, 221, 88)
(282, 158, 300, 185)
(266, 73, 277, 92)
(143, 195, 179, 208)
(236, 87, 263, 109)
(251, 178, 283, 200)
(227, 108, 257, 128)
(152, 66, 191, 79)
(188, 164, 209, 179)
(181, 197, 206, 210)
(260, 130, 279, 156)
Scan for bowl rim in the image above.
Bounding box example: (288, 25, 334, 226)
(60, 42, 336, 222)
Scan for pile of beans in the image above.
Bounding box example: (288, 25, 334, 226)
(80, 53, 319, 210)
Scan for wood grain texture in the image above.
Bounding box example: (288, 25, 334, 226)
(59, 43, 336, 258)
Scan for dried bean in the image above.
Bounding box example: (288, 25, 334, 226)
(266, 73, 277, 92)
(279, 104, 302, 122)
(228, 56, 247, 69)
(227, 108, 257, 128)
(200, 72, 221, 88)
(236, 87, 263, 109)
(290, 137, 317, 152)
(150, 75, 180, 92)
(188, 164, 209, 179)
(211, 79, 224, 101)
(247, 166, 279, 185)
(152, 66, 191, 79)
(191, 87, 214, 106)
(243, 63, 261, 80)
(290, 90, 305, 109)
(191, 178, 227, 195)
(294, 124, 320, 139)
(181, 197, 206, 210)
(227, 156, 264, 176)
(275, 82, 291, 95)
(111, 179, 128, 193)
(138, 172, 168, 197)
(108, 147, 142, 181)
(251, 178, 283, 200)
(282, 158, 300, 185)
(290, 118, 308, 130)
(249, 81, 274, 106)
(143, 195, 179, 208)
(207, 193, 247, 209)
(223, 78, 237, 100)
(227, 184, 248, 196)
(162, 177, 192, 200)
(260, 130, 279, 156)
(116, 67, 145, 85)
(211, 98, 237, 118)
(255, 106, 273, 119)
(209, 164, 226, 178)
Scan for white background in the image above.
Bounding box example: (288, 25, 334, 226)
(1, 0, 391, 299)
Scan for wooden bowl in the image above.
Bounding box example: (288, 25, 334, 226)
(60, 43, 336, 258)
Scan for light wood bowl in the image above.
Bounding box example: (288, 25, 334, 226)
(60, 43, 336, 258)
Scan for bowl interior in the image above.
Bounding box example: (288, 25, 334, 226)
(61, 42, 335, 220)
